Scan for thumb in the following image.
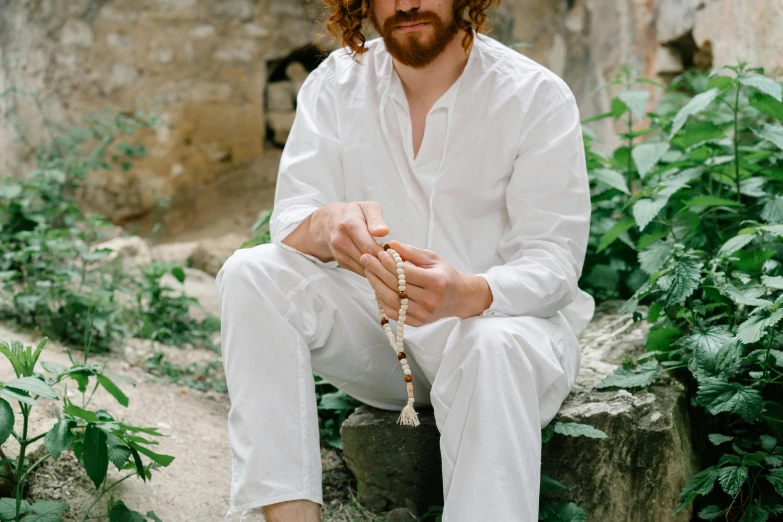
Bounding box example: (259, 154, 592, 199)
(359, 201, 389, 235)
(388, 240, 434, 264)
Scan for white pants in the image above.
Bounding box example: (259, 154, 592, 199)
(216, 242, 586, 522)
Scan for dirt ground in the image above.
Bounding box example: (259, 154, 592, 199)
(0, 322, 388, 522)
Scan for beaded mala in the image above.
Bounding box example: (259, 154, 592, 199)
(374, 242, 420, 427)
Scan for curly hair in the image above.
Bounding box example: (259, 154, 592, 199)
(322, 0, 501, 58)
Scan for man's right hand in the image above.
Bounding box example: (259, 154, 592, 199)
(317, 201, 390, 277)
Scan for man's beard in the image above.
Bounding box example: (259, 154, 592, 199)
(370, 8, 459, 69)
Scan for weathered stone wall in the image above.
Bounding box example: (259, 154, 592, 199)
(1, 0, 781, 240)
(0, 0, 329, 238)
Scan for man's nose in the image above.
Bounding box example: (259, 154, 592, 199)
(395, 0, 421, 12)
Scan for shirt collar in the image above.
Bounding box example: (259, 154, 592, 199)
(377, 32, 482, 114)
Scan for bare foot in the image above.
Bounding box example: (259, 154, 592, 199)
(262, 499, 322, 522)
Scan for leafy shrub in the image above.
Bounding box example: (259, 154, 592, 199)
(585, 62, 783, 519)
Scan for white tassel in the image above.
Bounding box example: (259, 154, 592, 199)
(397, 397, 420, 427)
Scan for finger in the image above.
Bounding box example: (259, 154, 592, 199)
(361, 253, 398, 290)
(343, 222, 385, 265)
(337, 254, 366, 277)
(378, 250, 427, 300)
(388, 240, 437, 267)
(358, 201, 390, 237)
(378, 295, 428, 327)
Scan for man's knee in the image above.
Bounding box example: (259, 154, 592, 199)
(216, 242, 301, 292)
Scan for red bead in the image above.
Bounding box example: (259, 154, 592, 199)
(398, 291, 408, 299)
(397, 352, 407, 360)
(381, 317, 389, 326)
(382, 243, 391, 250)
(404, 375, 413, 382)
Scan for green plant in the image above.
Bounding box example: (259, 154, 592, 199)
(586, 62, 783, 519)
(0, 332, 173, 521)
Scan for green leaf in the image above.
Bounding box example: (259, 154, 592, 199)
(756, 124, 783, 151)
(617, 90, 650, 120)
(22, 500, 69, 522)
(171, 266, 186, 284)
(693, 339, 743, 382)
(685, 195, 742, 208)
(318, 391, 360, 411)
(540, 473, 570, 492)
(0, 399, 13, 446)
(0, 387, 38, 406)
(762, 275, 783, 290)
(597, 217, 635, 253)
(736, 309, 783, 345)
(639, 240, 674, 274)
(4, 376, 58, 400)
(675, 466, 719, 513)
(670, 88, 720, 139)
(647, 326, 681, 352)
(718, 465, 748, 496)
(761, 434, 777, 452)
(708, 434, 734, 445)
(698, 505, 724, 521)
(0, 498, 31, 520)
(632, 142, 670, 178)
(739, 74, 782, 102)
(146, 512, 163, 522)
(719, 233, 756, 256)
(658, 252, 703, 308)
(125, 440, 175, 467)
(766, 468, 783, 496)
(83, 423, 109, 489)
(696, 379, 763, 423)
(595, 359, 659, 389)
(44, 420, 74, 461)
(737, 504, 768, 522)
(64, 404, 99, 423)
(553, 422, 607, 439)
(96, 374, 129, 407)
(108, 443, 133, 472)
(108, 500, 147, 522)
(750, 92, 783, 121)
(633, 197, 668, 232)
(591, 168, 630, 195)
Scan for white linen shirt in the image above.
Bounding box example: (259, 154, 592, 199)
(269, 33, 595, 337)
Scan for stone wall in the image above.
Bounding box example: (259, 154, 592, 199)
(1, 0, 781, 240)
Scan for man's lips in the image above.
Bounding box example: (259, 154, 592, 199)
(395, 21, 430, 32)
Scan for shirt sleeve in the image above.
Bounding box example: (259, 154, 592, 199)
(473, 93, 591, 318)
(268, 55, 343, 269)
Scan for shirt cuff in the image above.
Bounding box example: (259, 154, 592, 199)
(473, 273, 500, 317)
(271, 206, 341, 270)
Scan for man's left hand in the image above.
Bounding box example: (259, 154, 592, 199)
(359, 239, 491, 326)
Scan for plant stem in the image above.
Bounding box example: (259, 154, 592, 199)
(733, 84, 742, 203)
(79, 472, 136, 522)
(14, 404, 30, 521)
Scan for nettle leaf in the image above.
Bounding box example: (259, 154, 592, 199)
(737, 504, 769, 522)
(750, 92, 783, 121)
(617, 90, 650, 120)
(4, 376, 58, 400)
(23, 500, 69, 522)
(639, 240, 674, 274)
(739, 74, 783, 102)
(595, 358, 659, 389)
(708, 434, 734, 445)
(676, 466, 719, 513)
(762, 276, 783, 290)
(678, 326, 733, 355)
(0, 498, 31, 520)
(718, 465, 748, 496)
(591, 168, 630, 195)
(767, 468, 783, 496)
(633, 142, 671, 178)
(755, 124, 783, 151)
(553, 422, 607, 439)
(597, 217, 635, 253)
(696, 379, 763, 423)
(761, 196, 783, 223)
(541, 473, 570, 492)
(761, 434, 777, 452)
(698, 505, 724, 521)
(633, 197, 668, 231)
(669, 88, 720, 139)
(657, 252, 703, 308)
(719, 233, 756, 256)
(108, 500, 147, 522)
(720, 283, 772, 307)
(736, 309, 783, 345)
(83, 423, 109, 489)
(693, 339, 743, 382)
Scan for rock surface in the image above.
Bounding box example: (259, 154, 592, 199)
(340, 300, 699, 520)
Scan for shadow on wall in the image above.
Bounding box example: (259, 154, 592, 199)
(264, 43, 327, 148)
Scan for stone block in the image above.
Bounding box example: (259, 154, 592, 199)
(339, 301, 698, 520)
(340, 405, 442, 515)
